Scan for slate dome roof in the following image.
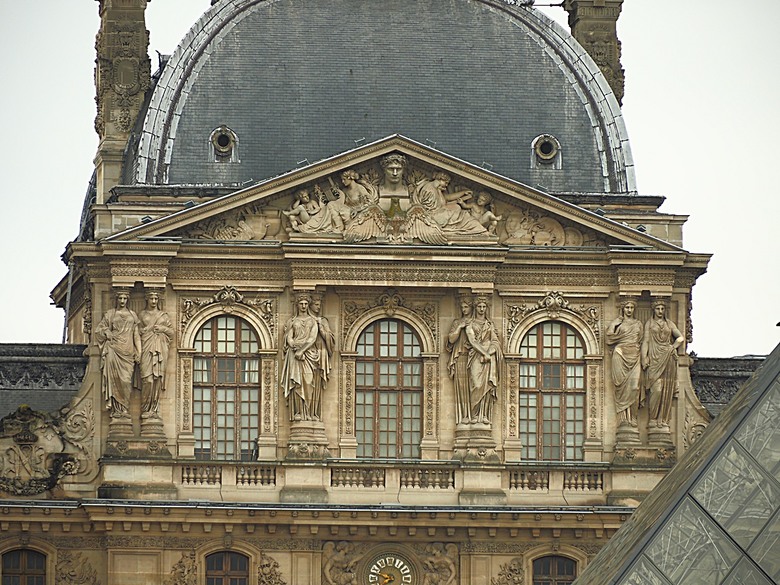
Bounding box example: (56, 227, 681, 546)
(126, 0, 635, 195)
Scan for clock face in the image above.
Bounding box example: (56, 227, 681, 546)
(367, 553, 415, 584)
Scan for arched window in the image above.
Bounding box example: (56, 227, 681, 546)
(355, 319, 423, 458)
(533, 555, 577, 585)
(205, 551, 249, 585)
(2, 549, 46, 585)
(518, 322, 586, 461)
(193, 316, 260, 460)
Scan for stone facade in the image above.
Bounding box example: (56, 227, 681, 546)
(0, 2, 724, 584)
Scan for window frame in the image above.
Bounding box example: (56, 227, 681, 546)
(517, 321, 587, 462)
(192, 315, 261, 461)
(354, 318, 424, 459)
(2, 549, 46, 585)
(532, 554, 577, 585)
(205, 551, 250, 585)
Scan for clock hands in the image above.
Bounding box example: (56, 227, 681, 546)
(379, 572, 395, 584)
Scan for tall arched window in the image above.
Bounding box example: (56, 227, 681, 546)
(518, 322, 586, 461)
(533, 555, 577, 585)
(193, 316, 260, 460)
(205, 551, 249, 585)
(355, 319, 423, 458)
(2, 549, 46, 585)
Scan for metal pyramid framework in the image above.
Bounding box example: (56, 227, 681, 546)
(575, 342, 780, 585)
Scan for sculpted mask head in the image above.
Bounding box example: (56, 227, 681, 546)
(310, 293, 323, 315)
(474, 294, 490, 317)
(651, 299, 667, 318)
(295, 292, 312, 315)
(145, 289, 162, 309)
(619, 297, 638, 318)
(380, 154, 407, 185)
(114, 288, 131, 308)
(341, 169, 359, 185)
(432, 171, 451, 187)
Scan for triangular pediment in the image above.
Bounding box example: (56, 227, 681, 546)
(107, 136, 678, 251)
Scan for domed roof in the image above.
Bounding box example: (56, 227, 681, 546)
(128, 0, 635, 194)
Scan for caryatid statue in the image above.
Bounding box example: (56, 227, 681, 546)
(606, 298, 643, 428)
(138, 288, 174, 421)
(95, 288, 141, 419)
(309, 292, 335, 421)
(642, 299, 684, 430)
(448, 294, 502, 426)
(280, 293, 334, 422)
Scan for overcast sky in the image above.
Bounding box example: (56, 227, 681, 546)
(0, 1, 777, 358)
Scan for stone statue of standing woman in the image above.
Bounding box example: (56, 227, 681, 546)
(606, 298, 643, 428)
(642, 299, 684, 431)
(96, 288, 141, 420)
(280, 293, 334, 422)
(138, 289, 173, 422)
(448, 294, 502, 426)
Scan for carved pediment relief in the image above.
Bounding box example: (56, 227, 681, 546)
(112, 136, 669, 250)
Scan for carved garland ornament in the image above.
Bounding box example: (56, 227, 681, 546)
(506, 291, 600, 347)
(180, 286, 276, 339)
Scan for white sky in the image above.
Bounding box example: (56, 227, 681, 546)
(0, 1, 777, 357)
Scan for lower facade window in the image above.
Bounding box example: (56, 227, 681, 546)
(2, 549, 46, 585)
(533, 555, 577, 585)
(355, 319, 423, 458)
(193, 316, 260, 460)
(518, 322, 586, 461)
(206, 551, 249, 585)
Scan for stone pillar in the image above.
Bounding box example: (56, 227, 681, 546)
(563, 0, 625, 104)
(94, 0, 152, 204)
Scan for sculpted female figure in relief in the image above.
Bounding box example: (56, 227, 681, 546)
(642, 299, 684, 430)
(95, 288, 141, 419)
(448, 294, 502, 426)
(606, 298, 643, 428)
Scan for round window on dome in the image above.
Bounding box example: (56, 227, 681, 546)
(210, 125, 239, 162)
(533, 134, 560, 164)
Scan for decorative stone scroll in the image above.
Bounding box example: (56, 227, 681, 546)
(0, 406, 79, 496)
(342, 289, 438, 348)
(491, 557, 524, 585)
(163, 551, 197, 585)
(323, 541, 363, 585)
(257, 552, 287, 585)
(180, 286, 276, 338)
(56, 550, 100, 585)
(421, 543, 459, 585)
(505, 291, 601, 346)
